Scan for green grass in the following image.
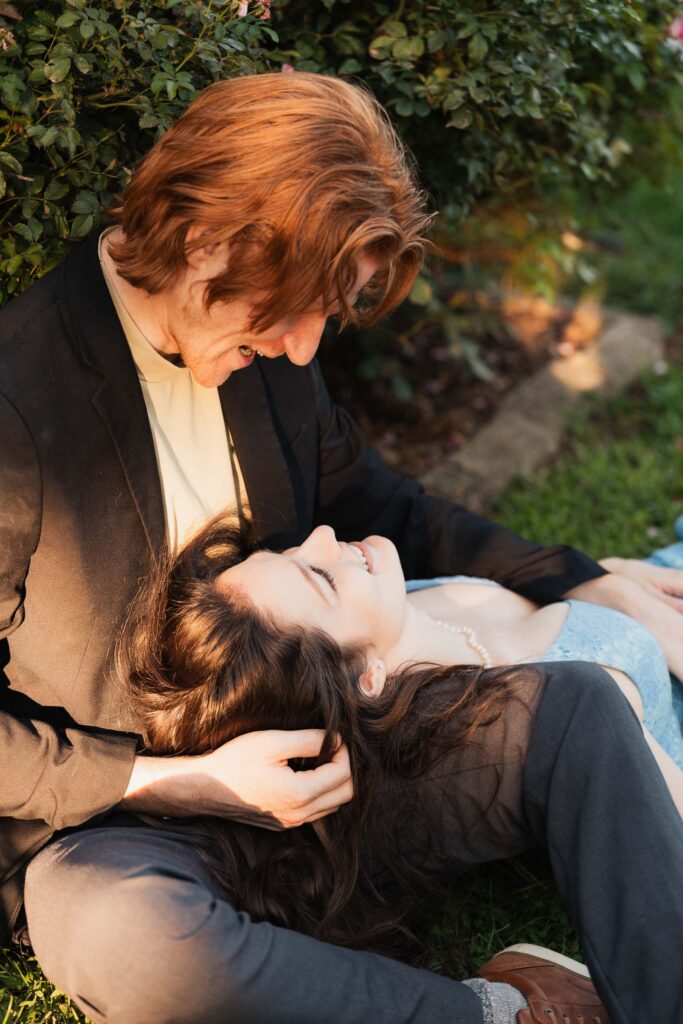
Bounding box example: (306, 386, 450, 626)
(0, 949, 84, 1024)
(573, 167, 683, 327)
(497, 366, 683, 559)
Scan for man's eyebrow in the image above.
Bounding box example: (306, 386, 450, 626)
(295, 562, 334, 605)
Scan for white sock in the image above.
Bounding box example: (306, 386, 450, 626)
(462, 977, 528, 1024)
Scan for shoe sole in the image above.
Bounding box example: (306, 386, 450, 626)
(501, 943, 591, 979)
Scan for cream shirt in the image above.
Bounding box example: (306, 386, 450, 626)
(99, 237, 244, 551)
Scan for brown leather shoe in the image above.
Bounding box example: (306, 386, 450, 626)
(478, 943, 612, 1023)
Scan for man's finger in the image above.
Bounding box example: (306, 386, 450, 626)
(654, 590, 683, 614)
(648, 567, 683, 596)
(267, 728, 329, 760)
(291, 752, 353, 805)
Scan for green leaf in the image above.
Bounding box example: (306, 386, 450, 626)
(0, 171, 5, 201)
(0, 152, 22, 174)
(383, 21, 407, 38)
(44, 57, 71, 83)
(59, 127, 80, 158)
(457, 21, 480, 40)
(408, 275, 433, 306)
(71, 190, 99, 215)
(22, 198, 39, 219)
(37, 126, 60, 148)
(468, 33, 488, 63)
(392, 36, 425, 62)
(139, 111, 160, 129)
(391, 373, 413, 402)
(460, 338, 494, 381)
(15, 223, 34, 242)
(369, 35, 395, 57)
(427, 29, 446, 53)
(56, 11, 79, 27)
(447, 107, 473, 129)
(338, 57, 362, 75)
(73, 53, 92, 73)
(394, 97, 414, 116)
(443, 89, 466, 111)
(80, 19, 95, 39)
(45, 179, 70, 201)
(25, 217, 42, 242)
(70, 213, 95, 239)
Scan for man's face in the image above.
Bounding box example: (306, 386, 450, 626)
(164, 251, 381, 388)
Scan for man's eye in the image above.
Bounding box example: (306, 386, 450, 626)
(309, 565, 337, 593)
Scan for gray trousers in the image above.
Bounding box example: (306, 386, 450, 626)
(23, 663, 683, 1024)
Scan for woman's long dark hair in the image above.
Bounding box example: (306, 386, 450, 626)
(117, 512, 531, 957)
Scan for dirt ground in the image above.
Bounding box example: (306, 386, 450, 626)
(319, 293, 605, 478)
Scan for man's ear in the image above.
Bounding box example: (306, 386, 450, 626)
(185, 224, 230, 277)
(358, 657, 387, 699)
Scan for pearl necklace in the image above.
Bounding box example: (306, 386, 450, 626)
(435, 619, 493, 669)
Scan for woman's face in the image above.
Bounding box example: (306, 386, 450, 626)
(216, 526, 407, 657)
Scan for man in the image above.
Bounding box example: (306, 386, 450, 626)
(1, 72, 681, 1024)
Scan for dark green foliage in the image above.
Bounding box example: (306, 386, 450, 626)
(0, 0, 275, 302)
(1, 0, 682, 304)
(273, 0, 683, 217)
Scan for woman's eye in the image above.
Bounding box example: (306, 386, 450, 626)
(309, 565, 337, 593)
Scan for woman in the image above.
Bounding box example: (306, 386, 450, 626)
(118, 512, 683, 1019)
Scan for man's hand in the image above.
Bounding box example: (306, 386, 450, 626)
(567, 569, 683, 679)
(120, 729, 353, 829)
(599, 556, 683, 612)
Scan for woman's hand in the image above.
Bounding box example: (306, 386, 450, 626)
(120, 729, 353, 829)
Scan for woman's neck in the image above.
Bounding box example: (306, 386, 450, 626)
(384, 603, 491, 674)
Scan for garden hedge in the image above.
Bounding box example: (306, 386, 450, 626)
(1, 0, 681, 305)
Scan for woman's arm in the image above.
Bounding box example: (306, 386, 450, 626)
(602, 665, 683, 817)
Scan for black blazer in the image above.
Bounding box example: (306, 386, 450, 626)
(0, 233, 605, 939)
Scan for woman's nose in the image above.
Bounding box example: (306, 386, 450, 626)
(300, 525, 340, 559)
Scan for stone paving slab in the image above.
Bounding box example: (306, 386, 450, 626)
(419, 311, 664, 511)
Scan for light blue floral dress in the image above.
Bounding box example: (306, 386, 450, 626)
(406, 575, 683, 771)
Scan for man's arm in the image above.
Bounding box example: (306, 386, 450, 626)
(0, 391, 351, 831)
(0, 391, 139, 829)
(120, 730, 353, 828)
(308, 361, 607, 604)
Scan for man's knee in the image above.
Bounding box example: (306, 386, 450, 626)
(25, 830, 264, 1024)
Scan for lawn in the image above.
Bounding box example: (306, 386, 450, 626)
(2, 163, 683, 1023)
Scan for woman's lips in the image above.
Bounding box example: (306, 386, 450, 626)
(351, 540, 375, 573)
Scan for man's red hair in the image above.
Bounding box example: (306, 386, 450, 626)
(109, 72, 432, 330)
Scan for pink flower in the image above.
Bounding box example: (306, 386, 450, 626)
(260, 0, 271, 19)
(237, 1, 248, 16)
(669, 16, 683, 40)
(281, 63, 295, 73)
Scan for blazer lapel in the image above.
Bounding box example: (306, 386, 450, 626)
(220, 362, 300, 549)
(91, 366, 167, 555)
(62, 233, 167, 556)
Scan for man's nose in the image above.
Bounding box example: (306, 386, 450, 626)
(282, 316, 326, 366)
